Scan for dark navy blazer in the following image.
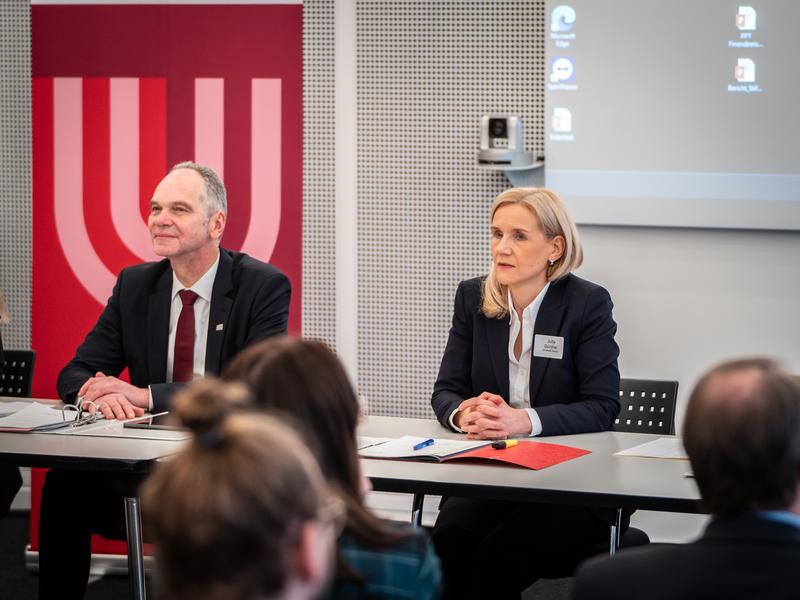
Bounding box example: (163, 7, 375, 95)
(574, 513, 800, 600)
(431, 273, 620, 436)
(57, 248, 290, 412)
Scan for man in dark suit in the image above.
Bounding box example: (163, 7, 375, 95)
(574, 358, 800, 600)
(38, 162, 291, 599)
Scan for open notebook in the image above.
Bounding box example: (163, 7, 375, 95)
(358, 436, 491, 460)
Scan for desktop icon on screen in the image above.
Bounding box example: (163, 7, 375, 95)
(736, 6, 757, 30)
(551, 5, 576, 33)
(551, 108, 572, 133)
(550, 57, 575, 83)
(735, 58, 756, 82)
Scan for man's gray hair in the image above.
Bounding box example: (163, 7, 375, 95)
(171, 161, 227, 216)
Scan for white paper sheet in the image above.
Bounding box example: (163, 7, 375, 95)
(0, 401, 37, 417)
(0, 402, 77, 430)
(615, 437, 688, 460)
(50, 419, 123, 436)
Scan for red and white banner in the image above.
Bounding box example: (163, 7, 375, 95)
(30, 1, 302, 553)
(32, 3, 303, 399)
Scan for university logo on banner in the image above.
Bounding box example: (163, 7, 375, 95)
(31, 4, 302, 399)
(38, 76, 282, 305)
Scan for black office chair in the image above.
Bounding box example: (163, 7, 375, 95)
(614, 378, 678, 436)
(0, 350, 34, 517)
(607, 378, 680, 553)
(0, 350, 36, 397)
(535, 378, 681, 587)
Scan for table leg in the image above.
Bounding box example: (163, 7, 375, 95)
(608, 507, 623, 556)
(124, 496, 147, 600)
(410, 493, 425, 528)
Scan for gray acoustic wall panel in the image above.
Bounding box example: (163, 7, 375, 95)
(302, 0, 337, 347)
(356, 1, 545, 417)
(0, 0, 32, 350)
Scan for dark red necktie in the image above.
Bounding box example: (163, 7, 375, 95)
(172, 290, 199, 383)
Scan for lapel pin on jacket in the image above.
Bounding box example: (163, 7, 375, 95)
(215, 323, 224, 331)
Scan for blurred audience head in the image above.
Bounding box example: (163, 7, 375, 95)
(683, 358, 800, 515)
(223, 337, 362, 501)
(141, 379, 339, 600)
(223, 337, 408, 550)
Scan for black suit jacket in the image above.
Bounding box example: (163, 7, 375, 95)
(431, 274, 620, 435)
(57, 248, 291, 412)
(574, 513, 800, 600)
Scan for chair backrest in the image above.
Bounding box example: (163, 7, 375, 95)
(0, 350, 36, 397)
(614, 378, 678, 435)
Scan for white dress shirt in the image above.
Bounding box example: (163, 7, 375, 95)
(148, 253, 220, 408)
(507, 282, 550, 436)
(449, 282, 550, 436)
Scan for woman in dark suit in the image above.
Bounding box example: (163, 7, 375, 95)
(430, 188, 621, 600)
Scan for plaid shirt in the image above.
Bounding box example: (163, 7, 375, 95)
(328, 525, 442, 600)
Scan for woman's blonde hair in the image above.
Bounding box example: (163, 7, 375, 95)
(482, 188, 582, 318)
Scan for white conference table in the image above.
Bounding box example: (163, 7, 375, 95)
(359, 416, 702, 552)
(2, 406, 702, 597)
(0, 397, 185, 600)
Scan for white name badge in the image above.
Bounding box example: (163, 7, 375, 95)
(533, 335, 564, 360)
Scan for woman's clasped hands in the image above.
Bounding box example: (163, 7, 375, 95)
(454, 392, 532, 439)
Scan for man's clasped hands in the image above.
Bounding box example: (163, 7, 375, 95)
(77, 372, 148, 420)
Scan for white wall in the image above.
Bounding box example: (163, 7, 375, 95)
(577, 225, 800, 428)
(570, 225, 799, 542)
(334, 0, 359, 380)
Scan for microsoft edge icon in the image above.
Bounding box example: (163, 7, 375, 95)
(551, 5, 577, 33)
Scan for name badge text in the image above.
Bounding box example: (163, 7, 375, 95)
(533, 334, 564, 360)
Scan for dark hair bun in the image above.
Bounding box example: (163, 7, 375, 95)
(172, 379, 253, 434)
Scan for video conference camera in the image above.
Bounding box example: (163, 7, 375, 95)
(477, 114, 534, 167)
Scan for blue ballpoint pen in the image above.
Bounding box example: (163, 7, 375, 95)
(413, 438, 435, 451)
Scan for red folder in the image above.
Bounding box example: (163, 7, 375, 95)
(443, 440, 590, 470)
